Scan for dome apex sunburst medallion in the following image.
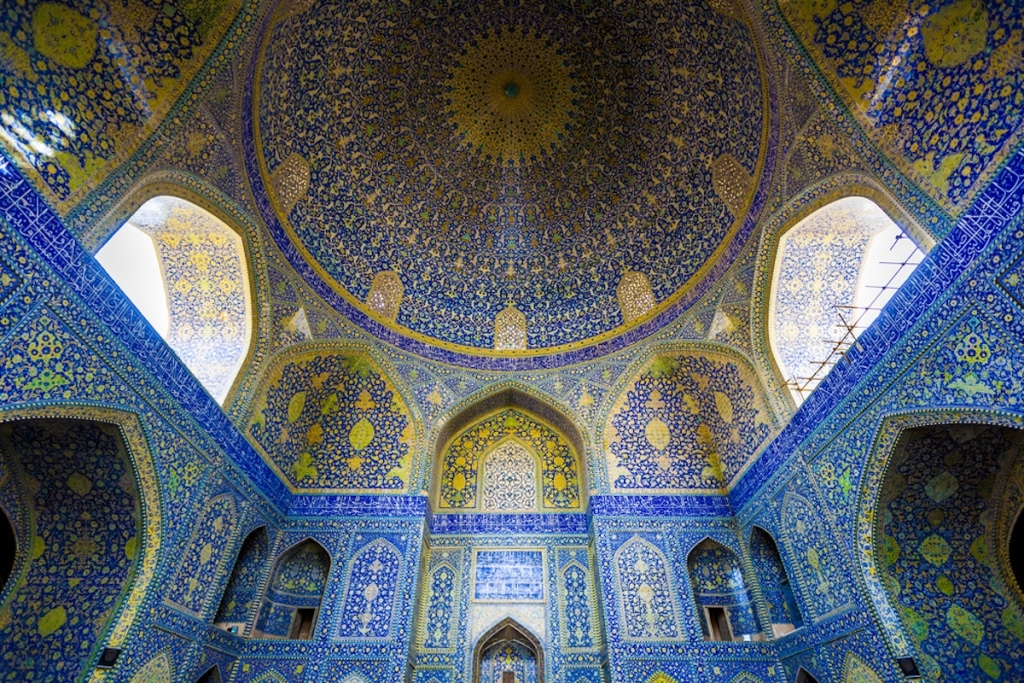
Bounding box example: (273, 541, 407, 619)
(446, 26, 577, 165)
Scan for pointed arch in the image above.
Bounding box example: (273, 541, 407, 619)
(749, 525, 803, 636)
(215, 525, 271, 634)
(560, 560, 596, 649)
(613, 536, 680, 640)
(749, 174, 935, 412)
(245, 344, 417, 493)
(729, 674, 765, 683)
(94, 187, 256, 404)
(780, 491, 853, 622)
(480, 438, 542, 512)
(254, 538, 331, 640)
(854, 409, 1024, 658)
(195, 665, 222, 683)
(338, 538, 402, 639)
(472, 617, 545, 683)
(604, 344, 777, 492)
(686, 537, 761, 641)
(840, 653, 883, 683)
(759, 184, 929, 404)
(421, 561, 458, 650)
(0, 407, 162, 680)
(432, 387, 586, 512)
(129, 649, 173, 683)
(251, 673, 288, 683)
(794, 668, 820, 683)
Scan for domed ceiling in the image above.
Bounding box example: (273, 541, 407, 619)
(246, 0, 770, 358)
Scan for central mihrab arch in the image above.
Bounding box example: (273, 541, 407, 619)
(472, 618, 545, 683)
(431, 388, 588, 514)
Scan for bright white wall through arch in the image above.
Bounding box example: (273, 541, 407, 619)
(769, 196, 923, 404)
(96, 196, 253, 404)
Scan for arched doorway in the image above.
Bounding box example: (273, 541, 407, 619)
(472, 618, 544, 683)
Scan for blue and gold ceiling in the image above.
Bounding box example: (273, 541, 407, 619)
(248, 0, 769, 355)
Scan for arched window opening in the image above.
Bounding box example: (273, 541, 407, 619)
(878, 424, 1024, 681)
(472, 618, 544, 683)
(96, 195, 253, 404)
(687, 539, 762, 642)
(795, 669, 819, 683)
(214, 527, 271, 635)
(254, 539, 330, 640)
(769, 196, 923, 403)
(0, 507, 15, 595)
(196, 666, 221, 683)
(749, 527, 803, 637)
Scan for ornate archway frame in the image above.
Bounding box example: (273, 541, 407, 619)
(0, 404, 163, 680)
(427, 384, 591, 511)
(80, 171, 268, 410)
(471, 617, 545, 683)
(854, 407, 1024, 657)
(749, 173, 936, 414)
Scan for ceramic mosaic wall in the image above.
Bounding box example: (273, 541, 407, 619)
(0, 0, 242, 207)
(606, 350, 774, 491)
(687, 539, 761, 638)
(780, 491, 854, 621)
(338, 538, 402, 639)
(123, 196, 253, 403)
(248, 349, 415, 492)
(166, 492, 239, 616)
(0, 419, 140, 681)
(778, 0, 1024, 211)
(613, 536, 681, 640)
(879, 425, 1024, 681)
(437, 408, 581, 512)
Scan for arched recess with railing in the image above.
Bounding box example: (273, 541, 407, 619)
(91, 176, 260, 405)
(750, 175, 934, 409)
(254, 538, 331, 640)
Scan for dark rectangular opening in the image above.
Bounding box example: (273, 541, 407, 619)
(706, 606, 732, 642)
(290, 608, 316, 640)
(502, 672, 515, 683)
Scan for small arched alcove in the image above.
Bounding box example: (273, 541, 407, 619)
(432, 389, 587, 514)
(876, 423, 1024, 681)
(768, 195, 924, 403)
(214, 526, 271, 635)
(96, 193, 254, 404)
(472, 618, 544, 683)
(254, 538, 330, 640)
(687, 538, 762, 642)
(794, 668, 820, 683)
(196, 665, 222, 683)
(0, 506, 15, 596)
(749, 526, 802, 637)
